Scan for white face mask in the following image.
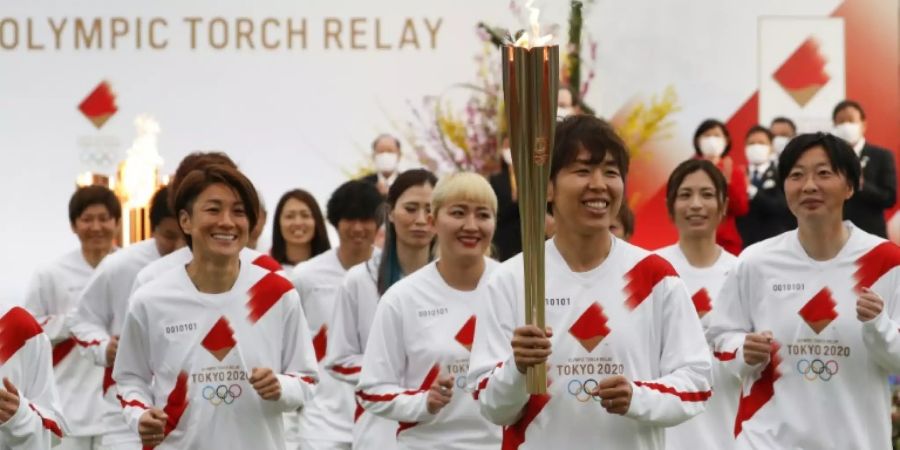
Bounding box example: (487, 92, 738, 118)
(501, 148, 512, 165)
(772, 136, 790, 156)
(832, 122, 863, 145)
(557, 107, 573, 118)
(374, 152, 399, 174)
(698, 136, 727, 158)
(745, 144, 771, 165)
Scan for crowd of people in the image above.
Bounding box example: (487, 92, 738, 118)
(2, 97, 899, 450)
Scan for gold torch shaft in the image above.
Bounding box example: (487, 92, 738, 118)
(502, 45, 558, 395)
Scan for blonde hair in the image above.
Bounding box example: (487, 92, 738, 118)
(431, 172, 498, 215)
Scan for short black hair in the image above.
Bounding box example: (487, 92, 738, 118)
(832, 100, 866, 122)
(371, 134, 401, 152)
(174, 164, 260, 250)
(770, 116, 797, 134)
(326, 180, 384, 228)
(666, 159, 729, 217)
(745, 125, 773, 143)
(168, 152, 237, 211)
(693, 119, 732, 157)
(550, 115, 630, 182)
(69, 185, 122, 226)
(777, 132, 860, 192)
(149, 186, 174, 231)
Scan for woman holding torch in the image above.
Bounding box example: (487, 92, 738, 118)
(468, 115, 711, 450)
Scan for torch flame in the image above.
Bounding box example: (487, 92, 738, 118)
(514, 0, 554, 49)
(75, 172, 94, 187)
(117, 115, 163, 209)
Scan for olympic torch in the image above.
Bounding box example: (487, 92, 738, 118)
(502, 10, 558, 395)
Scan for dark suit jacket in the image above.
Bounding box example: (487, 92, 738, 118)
(844, 142, 897, 237)
(489, 163, 522, 261)
(738, 164, 796, 248)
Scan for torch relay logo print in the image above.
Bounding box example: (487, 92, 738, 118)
(798, 288, 838, 334)
(201, 317, 237, 361)
(569, 302, 611, 352)
(796, 359, 839, 381)
(202, 384, 243, 406)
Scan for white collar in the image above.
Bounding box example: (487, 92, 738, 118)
(749, 161, 771, 176)
(378, 171, 398, 186)
(853, 138, 866, 156)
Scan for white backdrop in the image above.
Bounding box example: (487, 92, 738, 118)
(0, 0, 841, 302)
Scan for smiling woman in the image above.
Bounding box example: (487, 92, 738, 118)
(270, 189, 330, 271)
(113, 163, 319, 450)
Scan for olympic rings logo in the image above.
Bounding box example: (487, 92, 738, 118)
(796, 359, 839, 382)
(455, 376, 467, 390)
(567, 379, 602, 403)
(201, 384, 242, 406)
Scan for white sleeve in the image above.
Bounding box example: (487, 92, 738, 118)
(324, 276, 364, 385)
(356, 297, 431, 423)
(706, 261, 765, 380)
(23, 268, 68, 343)
(274, 289, 319, 412)
(68, 268, 113, 367)
(0, 329, 65, 449)
(468, 271, 530, 426)
(111, 301, 154, 433)
(861, 275, 900, 372)
(624, 277, 712, 426)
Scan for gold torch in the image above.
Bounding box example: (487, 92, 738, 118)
(502, 17, 558, 395)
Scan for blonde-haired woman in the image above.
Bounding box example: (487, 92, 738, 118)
(356, 172, 502, 450)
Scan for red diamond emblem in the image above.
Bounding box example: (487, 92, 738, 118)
(798, 288, 838, 334)
(312, 324, 328, 362)
(201, 316, 236, 361)
(455, 315, 476, 351)
(692, 288, 713, 318)
(78, 81, 118, 129)
(773, 37, 830, 108)
(569, 302, 611, 352)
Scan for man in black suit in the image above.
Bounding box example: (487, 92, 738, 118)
(738, 125, 794, 247)
(359, 134, 402, 197)
(832, 100, 897, 237)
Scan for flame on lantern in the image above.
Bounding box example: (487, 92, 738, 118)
(116, 115, 163, 209)
(514, 0, 553, 48)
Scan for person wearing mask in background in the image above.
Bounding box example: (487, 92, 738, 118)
(657, 159, 739, 450)
(24, 185, 121, 450)
(357, 172, 502, 450)
(68, 186, 184, 450)
(769, 116, 797, 161)
(327, 169, 438, 450)
(738, 125, 795, 248)
(289, 180, 383, 450)
(270, 189, 331, 271)
(693, 119, 749, 255)
(361, 134, 403, 197)
(832, 100, 897, 238)
(490, 136, 522, 261)
(707, 132, 900, 449)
